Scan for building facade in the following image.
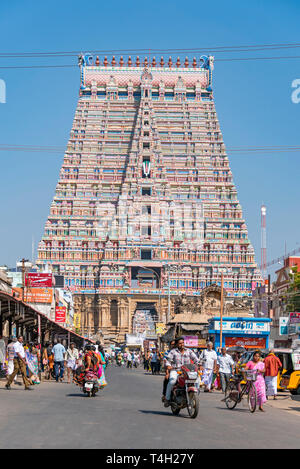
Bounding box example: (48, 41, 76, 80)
(37, 55, 262, 342)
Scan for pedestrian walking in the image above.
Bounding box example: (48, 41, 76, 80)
(0, 335, 6, 374)
(6, 337, 18, 383)
(200, 342, 218, 392)
(217, 347, 235, 392)
(5, 336, 32, 390)
(65, 342, 79, 383)
(245, 350, 267, 412)
(126, 351, 132, 368)
(264, 349, 282, 400)
(25, 343, 40, 384)
(52, 339, 66, 382)
(150, 349, 159, 374)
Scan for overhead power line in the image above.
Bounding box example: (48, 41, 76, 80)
(2, 41, 300, 57)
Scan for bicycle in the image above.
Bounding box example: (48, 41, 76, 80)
(224, 370, 258, 413)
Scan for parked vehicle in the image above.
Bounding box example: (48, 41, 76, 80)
(278, 349, 300, 395)
(168, 363, 199, 418)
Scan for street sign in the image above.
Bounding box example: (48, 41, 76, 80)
(55, 306, 66, 323)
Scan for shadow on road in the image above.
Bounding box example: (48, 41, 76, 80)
(139, 409, 171, 416)
(139, 409, 196, 419)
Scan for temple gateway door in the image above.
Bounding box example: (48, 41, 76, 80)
(132, 302, 158, 338)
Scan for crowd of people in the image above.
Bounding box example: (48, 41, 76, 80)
(160, 339, 283, 412)
(1, 335, 111, 391)
(1, 333, 283, 413)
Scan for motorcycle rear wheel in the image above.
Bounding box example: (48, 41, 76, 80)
(187, 392, 199, 418)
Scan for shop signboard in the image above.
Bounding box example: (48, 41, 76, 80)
(289, 312, 300, 324)
(25, 273, 53, 287)
(55, 306, 66, 323)
(279, 317, 289, 335)
(14, 287, 53, 304)
(213, 319, 270, 335)
(126, 334, 144, 346)
(225, 336, 266, 349)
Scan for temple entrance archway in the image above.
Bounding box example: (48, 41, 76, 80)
(132, 302, 158, 338)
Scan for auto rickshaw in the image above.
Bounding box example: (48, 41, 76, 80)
(277, 349, 300, 395)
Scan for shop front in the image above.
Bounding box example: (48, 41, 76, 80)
(208, 317, 272, 350)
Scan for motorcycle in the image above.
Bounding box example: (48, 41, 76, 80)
(116, 357, 122, 367)
(168, 364, 199, 418)
(83, 371, 99, 397)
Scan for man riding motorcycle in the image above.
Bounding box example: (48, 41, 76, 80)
(163, 337, 200, 407)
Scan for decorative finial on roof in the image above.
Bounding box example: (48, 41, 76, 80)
(152, 57, 156, 67)
(119, 56, 124, 67)
(176, 57, 181, 67)
(192, 57, 197, 68)
(128, 56, 132, 67)
(111, 56, 116, 66)
(168, 57, 172, 68)
(103, 56, 108, 67)
(144, 57, 148, 67)
(136, 56, 140, 67)
(184, 57, 189, 68)
(160, 57, 164, 67)
(95, 56, 100, 66)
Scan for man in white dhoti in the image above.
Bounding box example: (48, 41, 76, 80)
(200, 342, 217, 392)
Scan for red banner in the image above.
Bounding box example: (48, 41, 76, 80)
(225, 336, 266, 349)
(55, 306, 66, 323)
(25, 273, 53, 287)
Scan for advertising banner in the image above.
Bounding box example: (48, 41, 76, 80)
(289, 312, 300, 324)
(155, 323, 167, 335)
(55, 306, 66, 323)
(73, 313, 81, 329)
(183, 336, 199, 347)
(225, 336, 266, 349)
(25, 273, 53, 287)
(292, 352, 300, 371)
(14, 287, 53, 304)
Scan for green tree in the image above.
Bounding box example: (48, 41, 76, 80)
(286, 266, 300, 312)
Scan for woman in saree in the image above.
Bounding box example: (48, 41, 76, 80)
(25, 343, 40, 384)
(92, 345, 107, 388)
(245, 350, 266, 412)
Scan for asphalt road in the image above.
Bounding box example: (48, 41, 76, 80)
(0, 365, 299, 449)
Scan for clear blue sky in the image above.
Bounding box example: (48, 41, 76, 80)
(0, 0, 300, 280)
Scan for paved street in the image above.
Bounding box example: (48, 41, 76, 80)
(0, 365, 299, 449)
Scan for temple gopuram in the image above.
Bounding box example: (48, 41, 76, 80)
(37, 54, 262, 342)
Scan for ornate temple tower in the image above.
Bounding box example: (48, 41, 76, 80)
(37, 54, 262, 341)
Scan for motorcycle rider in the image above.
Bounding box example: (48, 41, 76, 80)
(162, 339, 176, 402)
(164, 337, 200, 407)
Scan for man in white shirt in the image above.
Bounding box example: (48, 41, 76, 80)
(217, 347, 235, 392)
(5, 336, 32, 390)
(200, 342, 217, 392)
